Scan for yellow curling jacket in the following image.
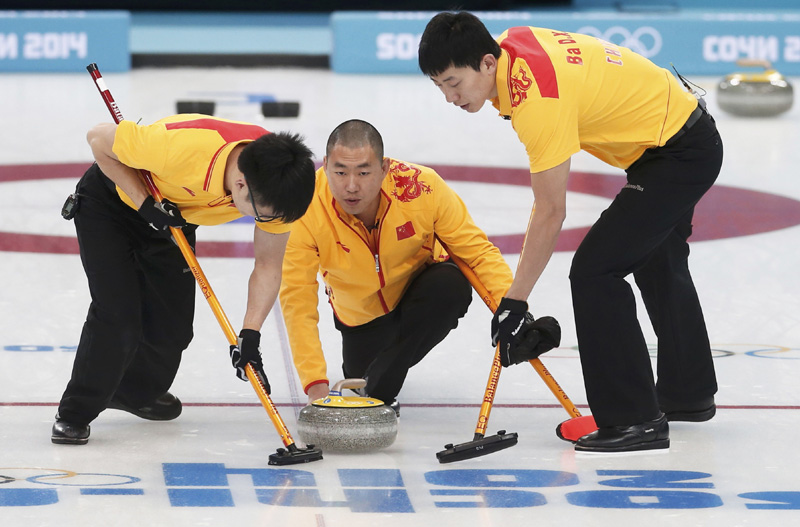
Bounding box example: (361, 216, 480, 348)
(279, 159, 513, 393)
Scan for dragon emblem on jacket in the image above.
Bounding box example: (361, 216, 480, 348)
(391, 162, 431, 203)
(510, 66, 533, 107)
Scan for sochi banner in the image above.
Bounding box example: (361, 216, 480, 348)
(331, 10, 800, 75)
(0, 11, 129, 72)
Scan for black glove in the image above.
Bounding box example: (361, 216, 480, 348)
(229, 329, 271, 394)
(491, 296, 529, 353)
(492, 297, 561, 367)
(500, 315, 561, 367)
(137, 195, 186, 231)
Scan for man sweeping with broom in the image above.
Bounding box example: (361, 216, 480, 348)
(53, 114, 316, 445)
(418, 12, 722, 453)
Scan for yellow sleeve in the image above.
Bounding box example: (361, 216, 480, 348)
(112, 120, 169, 174)
(514, 97, 580, 174)
(430, 172, 514, 305)
(279, 219, 328, 392)
(256, 220, 293, 235)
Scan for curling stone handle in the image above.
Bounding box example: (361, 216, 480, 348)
(331, 378, 367, 394)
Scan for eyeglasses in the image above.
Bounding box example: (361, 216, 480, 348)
(243, 174, 282, 224)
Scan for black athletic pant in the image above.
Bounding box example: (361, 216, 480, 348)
(569, 111, 723, 428)
(57, 164, 196, 425)
(334, 261, 472, 404)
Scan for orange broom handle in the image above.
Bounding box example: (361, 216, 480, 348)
(142, 173, 296, 446)
(440, 241, 582, 419)
(475, 348, 503, 437)
(435, 238, 503, 437)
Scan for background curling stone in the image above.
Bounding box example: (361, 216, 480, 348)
(297, 379, 397, 453)
(261, 101, 300, 118)
(717, 59, 793, 117)
(176, 100, 215, 116)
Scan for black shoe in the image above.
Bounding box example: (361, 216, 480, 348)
(107, 392, 182, 421)
(575, 413, 669, 453)
(389, 400, 400, 418)
(52, 417, 90, 445)
(660, 396, 716, 422)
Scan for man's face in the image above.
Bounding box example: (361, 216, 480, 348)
(324, 143, 389, 222)
(429, 55, 498, 113)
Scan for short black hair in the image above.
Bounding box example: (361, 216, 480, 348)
(418, 11, 501, 77)
(325, 119, 384, 161)
(238, 132, 316, 224)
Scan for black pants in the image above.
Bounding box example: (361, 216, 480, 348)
(57, 164, 197, 425)
(569, 111, 723, 428)
(334, 261, 472, 404)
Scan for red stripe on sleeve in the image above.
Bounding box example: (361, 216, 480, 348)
(203, 144, 228, 191)
(165, 118, 270, 191)
(501, 27, 559, 99)
(165, 118, 268, 142)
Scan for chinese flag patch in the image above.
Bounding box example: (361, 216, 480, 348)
(396, 221, 415, 241)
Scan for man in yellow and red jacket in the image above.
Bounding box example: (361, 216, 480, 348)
(279, 119, 560, 411)
(53, 114, 316, 445)
(419, 12, 722, 452)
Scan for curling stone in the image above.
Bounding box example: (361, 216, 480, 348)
(717, 59, 793, 117)
(175, 100, 215, 116)
(297, 379, 397, 453)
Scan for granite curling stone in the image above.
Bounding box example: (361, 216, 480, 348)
(297, 379, 398, 453)
(717, 59, 793, 117)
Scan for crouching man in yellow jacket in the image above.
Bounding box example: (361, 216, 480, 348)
(280, 119, 559, 413)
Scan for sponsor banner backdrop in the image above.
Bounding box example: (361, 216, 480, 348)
(0, 11, 130, 72)
(331, 10, 800, 75)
